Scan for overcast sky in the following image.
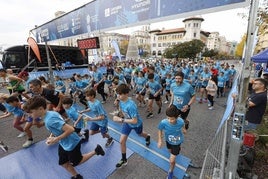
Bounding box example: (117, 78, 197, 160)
(0, 0, 249, 49)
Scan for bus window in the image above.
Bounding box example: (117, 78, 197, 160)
(4, 53, 21, 66)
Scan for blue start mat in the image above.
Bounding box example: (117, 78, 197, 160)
(0, 134, 133, 179)
(79, 103, 191, 178)
(107, 120, 191, 179)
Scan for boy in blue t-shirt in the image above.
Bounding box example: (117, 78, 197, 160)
(80, 89, 114, 148)
(146, 73, 163, 118)
(62, 97, 89, 143)
(113, 84, 151, 168)
(158, 105, 186, 179)
(25, 96, 105, 179)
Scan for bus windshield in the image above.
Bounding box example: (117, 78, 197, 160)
(3, 53, 22, 67)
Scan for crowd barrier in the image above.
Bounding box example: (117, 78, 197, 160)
(200, 75, 239, 179)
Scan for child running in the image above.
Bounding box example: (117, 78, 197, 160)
(21, 104, 44, 148)
(146, 73, 163, 118)
(62, 97, 89, 143)
(79, 89, 114, 147)
(157, 105, 186, 179)
(113, 83, 151, 168)
(25, 96, 105, 179)
(0, 94, 26, 138)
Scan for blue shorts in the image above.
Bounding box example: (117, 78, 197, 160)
(244, 121, 259, 131)
(90, 122, 108, 135)
(26, 117, 42, 123)
(121, 123, 143, 136)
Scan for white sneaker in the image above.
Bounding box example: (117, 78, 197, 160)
(208, 103, 211, 107)
(110, 110, 119, 116)
(17, 132, 26, 138)
(208, 106, 214, 110)
(22, 140, 33, 148)
(164, 100, 169, 104)
(0, 141, 8, 152)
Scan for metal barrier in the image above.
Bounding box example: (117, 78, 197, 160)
(200, 76, 239, 179)
(199, 118, 229, 179)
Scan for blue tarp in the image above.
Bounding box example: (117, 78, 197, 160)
(251, 48, 268, 63)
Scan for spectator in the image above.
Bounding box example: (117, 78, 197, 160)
(244, 78, 267, 131)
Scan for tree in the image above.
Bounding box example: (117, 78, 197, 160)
(202, 48, 218, 58)
(235, 33, 246, 57)
(119, 40, 129, 55)
(163, 39, 205, 59)
(163, 47, 177, 59)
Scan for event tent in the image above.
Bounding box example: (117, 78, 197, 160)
(251, 48, 268, 63)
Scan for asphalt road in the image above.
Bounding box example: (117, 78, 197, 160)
(0, 84, 228, 179)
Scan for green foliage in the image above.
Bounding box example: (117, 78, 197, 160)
(202, 48, 218, 57)
(163, 40, 205, 59)
(120, 40, 129, 55)
(235, 34, 246, 57)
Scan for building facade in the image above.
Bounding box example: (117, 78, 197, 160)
(149, 17, 213, 57)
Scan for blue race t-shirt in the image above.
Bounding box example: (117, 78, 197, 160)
(65, 105, 84, 129)
(87, 99, 108, 127)
(44, 111, 80, 151)
(170, 81, 195, 110)
(158, 117, 184, 145)
(119, 98, 142, 128)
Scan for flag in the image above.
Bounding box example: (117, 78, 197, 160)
(111, 40, 121, 61)
(80, 49, 86, 58)
(138, 48, 144, 56)
(27, 37, 42, 62)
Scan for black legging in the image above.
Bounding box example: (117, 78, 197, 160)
(77, 91, 88, 108)
(97, 81, 107, 102)
(0, 103, 6, 112)
(207, 94, 214, 106)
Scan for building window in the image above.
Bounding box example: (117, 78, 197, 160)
(153, 43, 156, 47)
(194, 33, 196, 38)
(158, 43, 161, 47)
(158, 50, 162, 55)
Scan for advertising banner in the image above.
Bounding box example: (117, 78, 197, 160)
(33, 0, 249, 43)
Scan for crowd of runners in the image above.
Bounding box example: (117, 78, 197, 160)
(0, 58, 236, 179)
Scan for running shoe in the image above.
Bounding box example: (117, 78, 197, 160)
(105, 137, 114, 147)
(0, 141, 8, 152)
(17, 132, 26, 138)
(146, 113, 153, 118)
(22, 140, 33, 148)
(167, 171, 173, 179)
(116, 159, 128, 168)
(95, 144, 105, 156)
(145, 135, 151, 146)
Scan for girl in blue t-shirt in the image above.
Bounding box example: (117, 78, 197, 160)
(0, 95, 25, 137)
